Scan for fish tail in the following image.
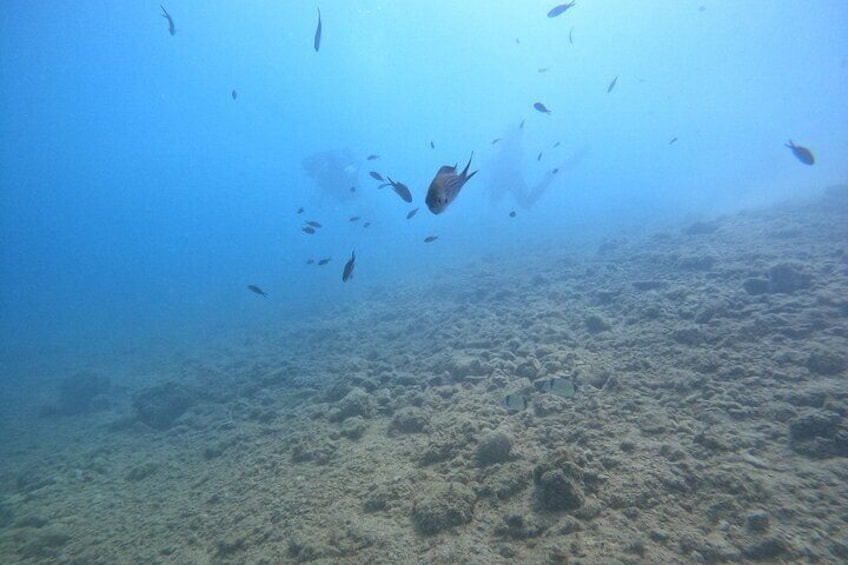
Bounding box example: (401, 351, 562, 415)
(462, 152, 478, 181)
(785, 139, 794, 148)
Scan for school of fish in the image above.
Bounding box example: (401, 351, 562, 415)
(151, 4, 816, 296)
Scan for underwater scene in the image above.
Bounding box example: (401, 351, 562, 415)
(1, 2, 847, 563)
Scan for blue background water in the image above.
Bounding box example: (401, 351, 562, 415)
(1, 1, 846, 375)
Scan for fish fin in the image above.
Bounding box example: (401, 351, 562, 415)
(785, 139, 794, 149)
(461, 152, 477, 180)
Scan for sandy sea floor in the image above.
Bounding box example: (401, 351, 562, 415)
(1, 187, 847, 564)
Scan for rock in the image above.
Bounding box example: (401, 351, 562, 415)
(340, 416, 367, 440)
(494, 513, 546, 539)
(805, 348, 846, 375)
(411, 482, 475, 535)
(329, 387, 373, 422)
(444, 352, 487, 381)
(126, 462, 159, 482)
(632, 280, 664, 291)
(290, 433, 337, 465)
(767, 263, 811, 294)
(683, 221, 719, 235)
(535, 468, 584, 511)
(584, 313, 611, 333)
(533, 456, 585, 512)
(788, 410, 848, 458)
(364, 483, 402, 512)
(672, 326, 704, 346)
(57, 371, 111, 415)
(476, 431, 513, 467)
(388, 406, 430, 435)
(133, 382, 193, 430)
(676, 255, 716, 270)
(743, 278, 769, 295)
(745, 510, 770, 533)
(477, 462, 531, 499)
(0, 498, 14, 528)
(742, 536, 789, 560)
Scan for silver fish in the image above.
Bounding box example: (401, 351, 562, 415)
(342, 250, 355, 282)
(425, 154, 478, 214)
(501, 391, 528, 412)
(539, 377, 575, 398)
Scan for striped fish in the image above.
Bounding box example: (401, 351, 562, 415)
(425, 153, 478, 214)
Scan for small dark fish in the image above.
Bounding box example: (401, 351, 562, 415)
(369, 171, 384, 181)
(318, 258, 331, 266)
(430, 141, 435, 149)
(366, 154, 379, 160)
(552, 168, 559, 174)
(349, 216, 361, 222)
(515, 37, 520, 45)
(379, 177, 413, 203)
(313, 8, 322, 52)
(406, 207, 419, 219)
(424, 236, 439, 243)
(297, 207, 305, 214)
(669, 137, 678, 145)
(607, 76, 618, 93)
(302, 226, 316, 234)
(363, 222, 371, 228)
(785, 140, 815, 165)
(569, 26, 574, 44)
(247, 285, 267, 297)
(425, 153, 478, 214)
(492, 138, 501, 145)
(553, 141, 560, 148)
(537, 152, 543, 162)
(160, 5, 175, 36)
(231, 89, 238, 100)
(306, 220, 322, 228)
(509, 211, 517, 218)
(342, 250, 355, 282)
(520, 119, 525, 129)
(533, 102, 551, 114)
(537, 67, 549, 73)
(547, 2, 576, 18)
(350, 186, 356, 192)
(306, 258, 315, 265)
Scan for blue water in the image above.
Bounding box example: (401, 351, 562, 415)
(1, 1, 847, 372)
